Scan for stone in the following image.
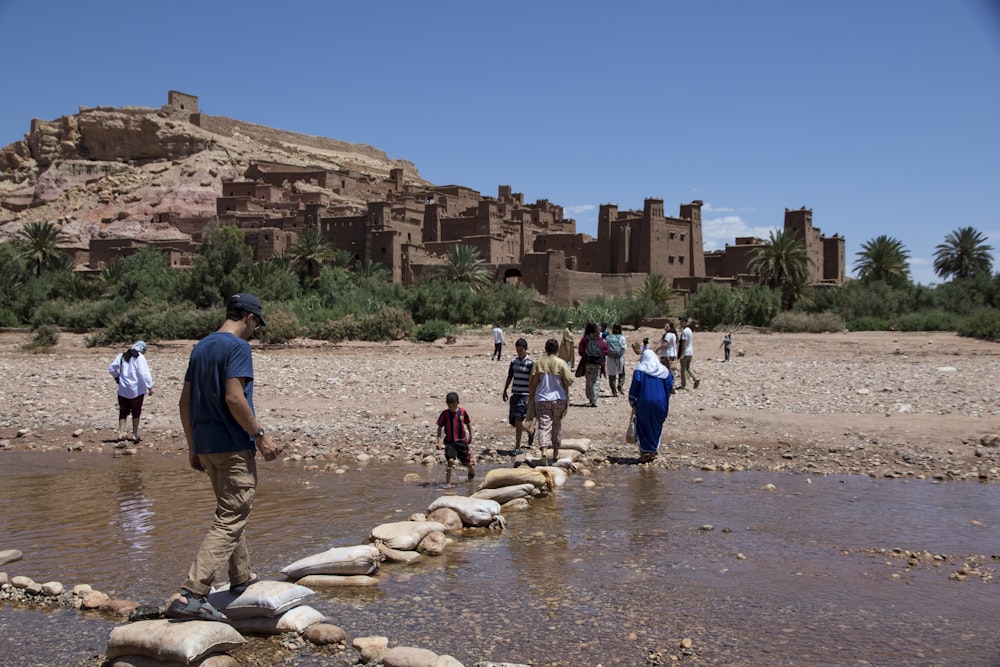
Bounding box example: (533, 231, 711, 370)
(384, 646, 441, 667)
(40, 581, 64, 596)
(417, 531, 448, 556)
(72, 583, 93, 595)
(81, 590, 110, 609)
(11, 575, 35, 589)
(353, 636, 389, 664)
(0, 572, 7, 585)
(433, 658, 465, 667)
(103, 598, 139, 616)
(980, 434, 1000, 448)
(0, 549, 22, 566)
(303, 622, 347, 645)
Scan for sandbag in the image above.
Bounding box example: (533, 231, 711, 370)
(471, 483, 536, 504)
(559, 438, 590, 453)
(112, 655, 237, 667)
(229, 604, 325, 635)
(297, 574, 381, 588)
(280, 545, 381, 579)
(427, 496, 501, 527)
(106, 619, 245, 664)
(377, 542, 425, 564)
(369, 521, 448, 551)
(534, 466, 569, 488)
(208, 580, 313, 619)
(478, 467, 553, 493)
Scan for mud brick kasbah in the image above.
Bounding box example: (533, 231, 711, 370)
(3, 91, 845, 306)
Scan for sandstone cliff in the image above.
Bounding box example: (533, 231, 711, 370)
(0, 102, 426, 246)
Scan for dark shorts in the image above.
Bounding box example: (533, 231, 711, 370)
(444, 441, 471, 466)
(508, 393, 529, 425)
(117, 394, 145, 419)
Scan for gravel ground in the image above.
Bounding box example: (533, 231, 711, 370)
(2, 328, 999, 481)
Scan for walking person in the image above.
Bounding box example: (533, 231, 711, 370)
(720, 332, 733, 362)
(502, 338, 535, 454)
(558, 321, 575, 370)
(578, 321, 609, 407)
(527, 338, 573, 465)
(678, 315, 700, 390)
(605, 323, 628, 397)
(491, 324, 504, 361)
(436, 391, 475, 486)
(167, 293, 282, 622)
(628, 348, 674, 463)
(108, 340, 154, 443)
(656, 321, 679, 377)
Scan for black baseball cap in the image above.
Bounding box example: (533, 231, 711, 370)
(228, 293, 267, 327)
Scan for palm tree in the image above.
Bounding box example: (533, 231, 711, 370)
(439, 244, 492, 291)
(17, 221, 69, 276)
(853, 235, 911, 288)
(357, 259, 391, 283)
(636, 274, 673, 310)
(747, 229, 811, 309)
(287, 228, 335, 283)
(933, 227, 994, 280)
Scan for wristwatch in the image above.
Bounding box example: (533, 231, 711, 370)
(254, 428, 265, 438)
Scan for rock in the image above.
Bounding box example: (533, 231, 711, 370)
(303, 622, 347, 645)
(417, 531, 447, 556)
(0, 572, 8, 585)
(433, 657, 465, 667)
(11, 575, 35, 589)
(980, 434, 1000, 448)
(72, 583, 93, 595)
(128, 604, 163, 621)
(102, 598, 139, 616)
(81, 590, 110, 609)
(0, 549, 23, 566)
(385, 646, 441, 667)
(353, 635, 389, 664)
(680, 637, 694, 649)
(40, 581, 64, 596)
(16, 428, 30, 437)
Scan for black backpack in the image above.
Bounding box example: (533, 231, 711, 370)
(585, 337, 603, 364)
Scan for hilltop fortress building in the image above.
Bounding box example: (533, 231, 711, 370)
(85, 92, 846, 304)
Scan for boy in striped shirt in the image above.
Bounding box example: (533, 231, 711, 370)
(436, 391, 474, 487)
(502, 338, 535, 455)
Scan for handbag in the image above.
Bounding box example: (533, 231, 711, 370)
(625, 412, 637, 444)
(575, 360, 586, 377)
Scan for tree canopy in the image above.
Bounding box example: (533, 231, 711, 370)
(933, 227, 993, 281)
(853, 235, 911, 288)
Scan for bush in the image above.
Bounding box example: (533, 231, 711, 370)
(615, 294, 657, 330)
(0, 307, 20, 327)
(846, 316, 890, 331)
(738, 285, 781, 327)
(958, 308, 1000, 341)
(537, 303, 576, 328)
(85, 302, 221, 346)
(258, 306, 301, 345)
(687, 283, 739, 329)
(770, 311, 845, 333)
(894, 310, 958, 332)
(311, 314, 359, 342)
(23, 324, 59, 352)
(415, 319, 455, 342)
(356, 307, 414, 341)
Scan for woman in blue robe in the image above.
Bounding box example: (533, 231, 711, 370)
(628, 349, 673, 462)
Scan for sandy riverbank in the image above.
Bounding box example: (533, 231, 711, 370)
(1, 329, 998, 480)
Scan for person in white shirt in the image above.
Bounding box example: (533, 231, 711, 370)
(677, 316, 700, 390)
(108, 340, 155, 442)
(491, 324, 505, 361)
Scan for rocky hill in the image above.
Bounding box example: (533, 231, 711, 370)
(0, 97, 428, 247)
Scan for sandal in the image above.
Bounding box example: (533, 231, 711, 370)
(166, 590, 228, 622)
(229, 573, 260, 595)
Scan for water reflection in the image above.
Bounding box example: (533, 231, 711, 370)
(2, 451, 1000, 665)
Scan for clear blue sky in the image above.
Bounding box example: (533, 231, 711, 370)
(2, 0, 998, 285)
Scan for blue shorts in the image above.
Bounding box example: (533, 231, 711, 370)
(508, 393, 529, 425)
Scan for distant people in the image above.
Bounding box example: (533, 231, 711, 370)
(528, 338, 573, 466)
(628, 348, 674, 463)
(491, 324, 504, 361)
(578, 321, 609, 407)
(678, 315, 700, 390)
(720, 332, 733, 362)
(436, 391, 474, 486)
(559, 321, 575, 369)
(168, 293, 280, 622)
(600, 322, 609, 339)
(108, 340, 154, 443)
(502, 338, 535, 454)
(656, 321, 678, 375)
(605, 323, 628, 397)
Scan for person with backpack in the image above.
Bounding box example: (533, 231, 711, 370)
(108, 340, 154, 443)
(578, 321, 609, 407)
(605, 323, 627, 397)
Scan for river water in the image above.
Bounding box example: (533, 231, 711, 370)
(2, 449, 1000, 666)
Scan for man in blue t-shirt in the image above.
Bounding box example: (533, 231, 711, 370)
(167, 293, 282, 622)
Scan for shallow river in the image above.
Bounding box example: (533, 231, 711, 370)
(2, 450, 1000, 666)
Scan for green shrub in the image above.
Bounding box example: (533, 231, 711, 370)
(537, 303, 576, 328)
(23, 324, 59, 352)
(687, 283, 739, 329)
(738, 285, 781, 327)
(770, 311, 845, 333)
(958, 308, 1000, 341)
(415, 319, 455, 342)
(356, 307, 414, 341)
(894, 310, 958, 332)
(311, 314, 359, 342)
(846, 316, 889, 331)
(615, 294, 657, 330)
(0, 307, 20, 327)
(258, 306, 301, 345)
(85, 302, 221, 346)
